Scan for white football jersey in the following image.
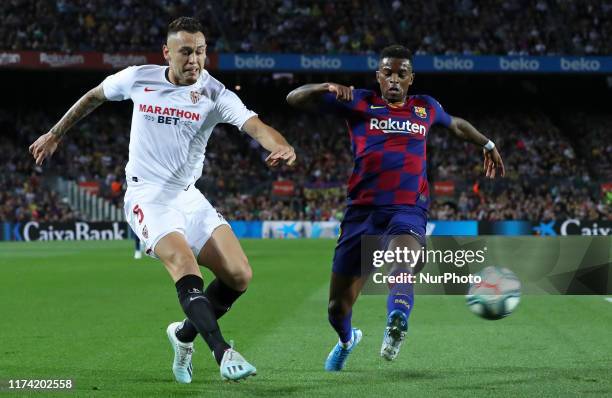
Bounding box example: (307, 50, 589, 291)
(102, 65, 256, 189)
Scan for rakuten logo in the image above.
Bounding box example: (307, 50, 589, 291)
(560, 57, 601, 72)
(40, 53, 85, 67)
(370, 118, 426, 135)
(103, 53, 147, 68)
(234, 55, 275, 69)
(301, 55, 342, 69)
(0, 52, 20, 65)
(433, 57, 474, 71)
(499, 57, 540, 71)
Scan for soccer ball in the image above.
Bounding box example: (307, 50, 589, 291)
(466, 266, 521, 320)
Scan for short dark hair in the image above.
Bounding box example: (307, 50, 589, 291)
(167, 17, 203, 37)
(379, 45, 413, 63)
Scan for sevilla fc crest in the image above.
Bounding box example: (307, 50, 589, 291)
(414, 106, 427, 119)
(190, 91, 201, 104)
(142, 225, 149, 239)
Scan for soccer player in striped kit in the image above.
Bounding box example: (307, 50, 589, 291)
(287, 45, 504, 370)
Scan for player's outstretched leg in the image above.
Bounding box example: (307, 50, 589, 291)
(325, 273, 366, 371)
(381, 278, 412, 361)
(157, 233, 255, 382)
(381, 234, 421, 361)
(166, 321, 194, 383)
(194, 225, 256, 380)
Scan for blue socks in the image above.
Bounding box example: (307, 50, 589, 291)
(329, 311, 353, 344)
(386, 270, 414, 321)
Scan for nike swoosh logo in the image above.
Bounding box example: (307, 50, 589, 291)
(409, 229, 422, 237)
(144, 87, 157, 92)
(370, 105, 385, 109)
(189, 296, 206, 302)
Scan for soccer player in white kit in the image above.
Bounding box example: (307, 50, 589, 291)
(29, 17, 296, 383)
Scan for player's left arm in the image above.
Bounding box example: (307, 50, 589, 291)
(447, 116, 505, 179)
(426, 95, 504, 179)
(242, 116, 296, 167)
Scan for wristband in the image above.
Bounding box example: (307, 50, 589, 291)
(484, 140, 495, 151)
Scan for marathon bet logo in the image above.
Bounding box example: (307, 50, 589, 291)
(370, 118, 427, 135)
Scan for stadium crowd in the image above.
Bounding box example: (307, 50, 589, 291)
(0, 0, 221, 53)
(1, 0, 610, 55)
(0, 108, 126, 222)
(561, 113, 612, 181)
(1, 103, 609, 223)
(0, 143, 79, 222)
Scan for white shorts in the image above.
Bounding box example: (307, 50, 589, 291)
(124, 179, 229, 259)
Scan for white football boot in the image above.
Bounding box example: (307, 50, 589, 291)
(166, 322, 194, 383)
(380, 310, 408, 361)
(219, 343, 257, 381)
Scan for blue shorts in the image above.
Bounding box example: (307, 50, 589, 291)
(332, 205, 427, 277)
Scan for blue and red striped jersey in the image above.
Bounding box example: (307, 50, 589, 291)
(321, 89, 451, 209)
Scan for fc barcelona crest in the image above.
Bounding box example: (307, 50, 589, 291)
(414, 106, 427, 119)
(190, 91, 201, 104)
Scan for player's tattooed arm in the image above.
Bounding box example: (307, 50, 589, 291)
(286, 83, 353, 111)
(242, 116, 296, 167)
(50, 84, 107, 139)
(448, 116, 505, 179)
(29, 84, 107, 166)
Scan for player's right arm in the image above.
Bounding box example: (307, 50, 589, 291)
(29, 84, 107, 166)
(30, 65, 137, 166)
(286, 83, 353, 111)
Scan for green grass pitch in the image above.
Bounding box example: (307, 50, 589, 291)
(0, 239, 611, 397)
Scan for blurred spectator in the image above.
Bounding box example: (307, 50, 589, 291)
(0, 0, 610, 55)
(0, 98, 608, 222)
(0, 0, 221, 52)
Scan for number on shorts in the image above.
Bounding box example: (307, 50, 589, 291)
(133, 204, 144, 224)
